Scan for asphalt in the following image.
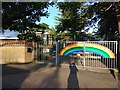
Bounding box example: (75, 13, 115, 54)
(2, 62, 119, 89)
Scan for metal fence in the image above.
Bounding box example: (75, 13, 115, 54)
(58, 41, 117, 69)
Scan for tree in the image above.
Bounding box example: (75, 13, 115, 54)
(36, 23, 49, 32)
(2, 2, 54, 41)
(56, 2, 87, 41)
(85, 2, 120, 40)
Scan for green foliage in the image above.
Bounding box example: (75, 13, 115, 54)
(37, 23, 49, 30)
(56, 2, 120, 41)
(86, 2, 120, 40)
(56, 2, 87, 41)
(2, 2, 54, 41)
(49, 27, 71, 41)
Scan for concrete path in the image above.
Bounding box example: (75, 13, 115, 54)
(2, 62, 118, 89)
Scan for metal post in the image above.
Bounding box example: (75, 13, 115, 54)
(116, 41, 118, 68)
(56, 42, 59, 65)
(36, 42, 37, 62)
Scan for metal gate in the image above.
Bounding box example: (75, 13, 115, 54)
(35, 41, 117, 69)
(35, 41, 56, 64)
(58, 41, 117, 69)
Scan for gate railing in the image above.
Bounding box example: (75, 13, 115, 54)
(58, 41, 117, 69)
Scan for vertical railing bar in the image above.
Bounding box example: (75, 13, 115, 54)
(91, 41, 92, 67)
(110, 42, 112, 68)
(92, 42, 93, 68)
(86, 41, 88, 67)
(92, 42, 93, 67)
(109, 42, 114, 68)
(110, 42, 111, 68)
(86, 41, 90, 66)
(89, 42, 90, 67)
(112, 42, 114, 68)
(103, 42, 106, 68)
(112, 41, 114, 69)
(89, 41, 90, 67)
(108, 42, 109, 68)
(94, 42, 95, 68)
(115, 41, 116, 68)
(113, 41, 115, 68)
(94, 42, 96, 67)
(90, 41, 91, 67)
(105, 42, 107, 68)
(97, 42, 99, 68)
(107, 42, 108, 68)
(107, 41, 111, 68)
(116, 41, 117, 68)
(114, 41, 116, 68)
(92, 41, 94, 67)
(107, 42, 109, 68)
(113, 42, 115, 68)
(99, 42, 101, 68)
(97, 42, 98, 68)
(83, 42, 85, 67)
(104, 42, 105, 68)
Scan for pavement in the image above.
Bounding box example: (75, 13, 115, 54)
(2, 62, 119, 89)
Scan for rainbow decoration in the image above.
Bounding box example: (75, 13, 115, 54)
(60, 43, 115, 58)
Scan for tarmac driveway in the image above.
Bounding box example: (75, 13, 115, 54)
(2, 62, 118, 89)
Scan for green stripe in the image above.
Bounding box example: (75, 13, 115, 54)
(86, 47, 110, 58)
(63, 46, 110, 58)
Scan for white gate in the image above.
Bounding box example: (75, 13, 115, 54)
(58, 41, 117, 69)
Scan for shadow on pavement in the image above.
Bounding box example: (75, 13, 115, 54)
(2, 65, 29, 76)
(2, 62, 49, 89)
(2, 66, 29, 88)
(67, 63, 80, 89)
(38, 66, 61, 88)
(2, 62, 48, 75)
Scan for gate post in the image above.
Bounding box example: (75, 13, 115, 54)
(56, 41, 59, 65)
(35, 42, 38, 62)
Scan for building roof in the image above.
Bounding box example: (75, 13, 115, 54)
(0, 30, 19, 39)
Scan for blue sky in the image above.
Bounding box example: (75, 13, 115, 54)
(36, 5, 61, 28)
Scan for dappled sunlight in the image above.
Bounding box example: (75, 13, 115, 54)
(21, 66, 61, 88)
